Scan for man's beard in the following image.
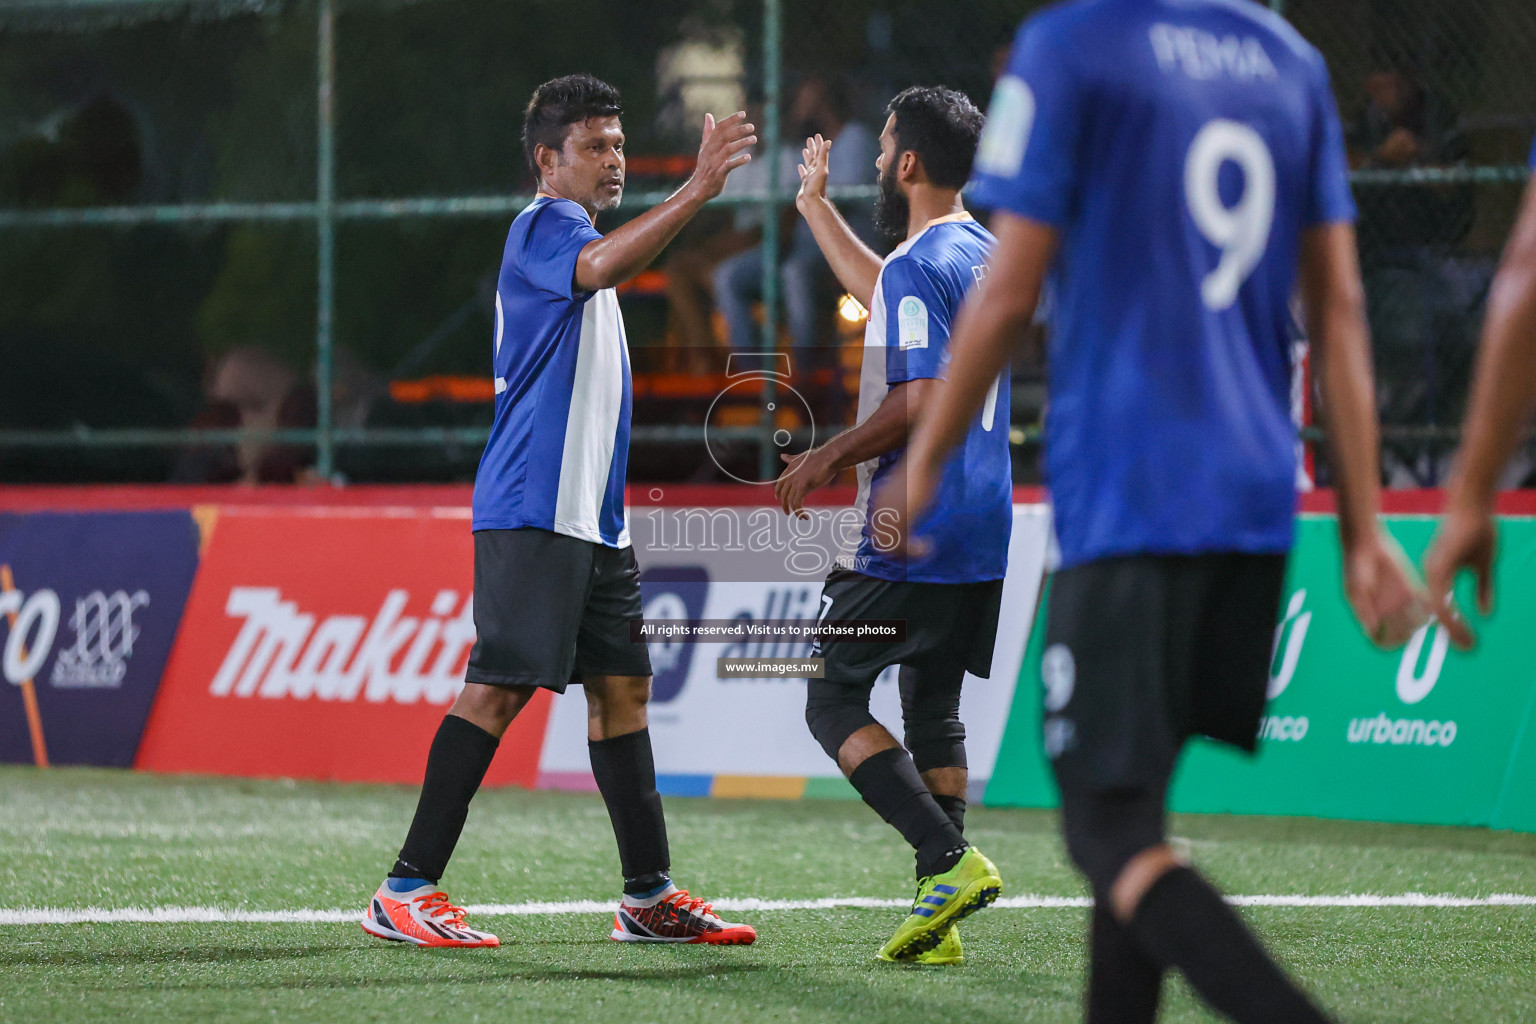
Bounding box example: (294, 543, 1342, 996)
(593, 186, 623, 212)
(873, 165, 908, 240)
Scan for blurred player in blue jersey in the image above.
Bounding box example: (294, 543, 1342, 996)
(876, 3, 1429, 1021)
(363, 75, 759, 950)
(775, 86, 1008, 964)
(1427, 136, 1536, 642)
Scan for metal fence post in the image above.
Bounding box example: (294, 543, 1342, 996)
(316, 0, 337, 479)
(758, 0, 782, 483)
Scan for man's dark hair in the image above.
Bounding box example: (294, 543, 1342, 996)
(522, 74, 623, 176)
(886, 85, 985, 190)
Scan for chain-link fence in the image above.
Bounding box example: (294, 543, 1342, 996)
(1288, 0, 1536, 485)
(0, 0, 1531, 486)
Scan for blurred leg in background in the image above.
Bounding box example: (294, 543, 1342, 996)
(714, 244, 764, 351)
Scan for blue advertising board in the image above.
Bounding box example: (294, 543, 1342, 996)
(0, 511, 200, 767)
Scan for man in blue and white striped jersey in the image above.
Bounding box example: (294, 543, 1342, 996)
(364, 74, 759, 950)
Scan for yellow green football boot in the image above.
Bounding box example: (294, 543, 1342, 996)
(912, 924, 962, 965)
(877, 847, 1002, 962)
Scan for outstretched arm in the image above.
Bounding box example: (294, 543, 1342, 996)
(774, 378, 935, 517)
(1299, 224, 1380, 556)
(575, 112, 756, 291)
(1425, 179, 1536, 643)
(794, 134, 882, 309)
(1298, 222, 1426, 648)
(1444, 188, 1536, 501)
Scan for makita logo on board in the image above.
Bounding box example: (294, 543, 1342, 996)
(210, 587, 475, 704)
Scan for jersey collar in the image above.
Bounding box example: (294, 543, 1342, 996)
(895, 210, 974, 256)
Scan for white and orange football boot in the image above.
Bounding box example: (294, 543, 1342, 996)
(609, 885, 756, 945)
(362, 880, 499, 948)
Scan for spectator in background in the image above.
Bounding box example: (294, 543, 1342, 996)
(714, 74, 878, 351)
(664, 103, 798, 358)
(1347, 64, 1472, 252)
(201, 346, 310, 483)
(169, 396, 242, 484)
(1347, 65, 1476, 485)
(0, 93, 142, 206)
(1351, 68, 1430, 170)
(174, 345, 386, 484)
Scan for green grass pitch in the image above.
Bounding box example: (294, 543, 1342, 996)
(2, 767, 1534, 1023)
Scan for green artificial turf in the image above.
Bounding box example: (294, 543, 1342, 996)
(2, 767, 1533, 1023)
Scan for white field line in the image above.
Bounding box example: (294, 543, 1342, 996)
(2, 893, 1534, 926)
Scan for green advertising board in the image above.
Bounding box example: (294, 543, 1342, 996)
(984, 516, 1536, 832)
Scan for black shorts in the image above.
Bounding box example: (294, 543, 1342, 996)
(465, 528, 652, 693)
(812, 568, 1004, 685)
(1042, 553, 1286, 792)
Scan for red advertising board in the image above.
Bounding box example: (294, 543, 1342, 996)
(136, 508, 551, 785)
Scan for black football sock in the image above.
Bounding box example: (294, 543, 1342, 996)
(848, 747, 968, 879)
(391, 714, 500, 884)
(932, 793, 967, 835)
(1127, 867, 1331, 1024)
(1088, 901, 1163, 1024)
(588, 728, 672, 894)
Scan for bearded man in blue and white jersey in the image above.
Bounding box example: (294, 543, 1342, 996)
(775, 86, 1010, 965)
(363, 74, 758, 950)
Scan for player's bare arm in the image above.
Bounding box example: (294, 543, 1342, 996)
(774, 377, 935, 517)
(795, 133, 882, 308)
(872, 213, 1054, 551)
(1297, 222, 1427, 648)
(546, 112, 755, 292)
(1426, 178, 1536, 645)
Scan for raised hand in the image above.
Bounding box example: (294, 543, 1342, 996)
(687, 111, 756, 202)
(796, 134, 832, 210)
